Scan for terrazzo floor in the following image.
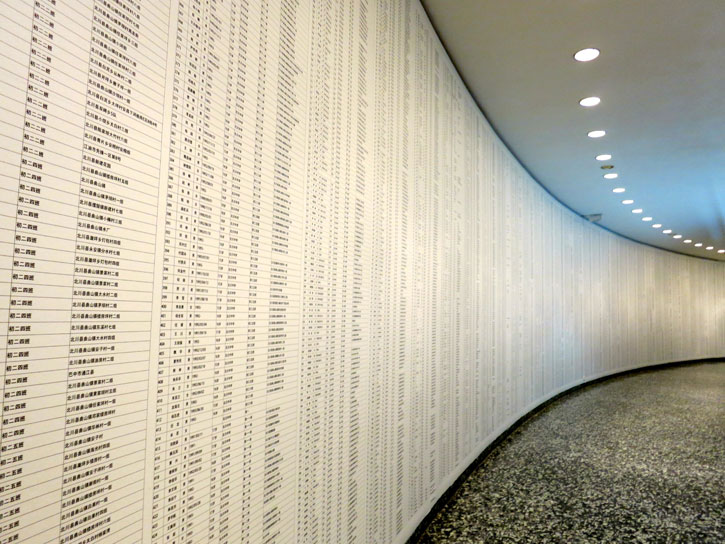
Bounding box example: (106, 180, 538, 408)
(416, 361, 725, 544)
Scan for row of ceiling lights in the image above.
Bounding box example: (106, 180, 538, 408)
(573, 48, 724, 256)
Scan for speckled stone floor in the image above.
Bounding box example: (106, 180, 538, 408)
(416, 361, 725, 544)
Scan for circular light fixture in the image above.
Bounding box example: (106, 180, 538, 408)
(588, 130, 606, 138)
(612, 187, 626, 193)
(706, 246, 714, 250)
(684, 239, 692, 244)
(574, 48, 600, 62)
(673, 234, 682, 239)
(718, 249, 725, 254)
(642, 217, 653, 222)
(632, 208, 643, 214)
(596, 154, 612, 161)
(579, 96, 601, 107)
(652, 224, 662, 228)
(622, 199, 634, 204)
(662, 229, 672, 234)
(695, 243, 703, 247)
(603, 173, 618, 179)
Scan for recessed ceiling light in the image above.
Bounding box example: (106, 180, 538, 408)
(695, 243, 703, 247)
(574, 48, 600, 62)
(596, 154, 612, 161)
(588, 130, 606, 138)
(642, 217, 652, 222)
(603, 173, 618, 179)
(662, 229, 672, 234)
(683, 239, 692, 243)
(673, 234, 682, 239)
(622, 199, 634, 204)
(718, 249, 725, 254)
(652, 224, 662, 228)
(706, 246, 714, 250)
(632, 208, 643, 214)
(612, 187, 626, 193)
(579, 96, 601, 107)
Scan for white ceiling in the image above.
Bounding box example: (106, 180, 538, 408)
(421, 0, 725, 261)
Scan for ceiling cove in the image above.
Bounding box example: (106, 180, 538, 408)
(421, 0, 725, 261)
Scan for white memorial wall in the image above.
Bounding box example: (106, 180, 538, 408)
(0, 0, 723, 543)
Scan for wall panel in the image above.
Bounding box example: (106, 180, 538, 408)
(0, 1, 723, 543)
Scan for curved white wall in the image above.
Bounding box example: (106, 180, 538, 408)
(1, 1, 723, 543)
(362, 3, 725, 542)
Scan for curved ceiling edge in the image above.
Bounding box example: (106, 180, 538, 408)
(419, 0, 725, 263)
